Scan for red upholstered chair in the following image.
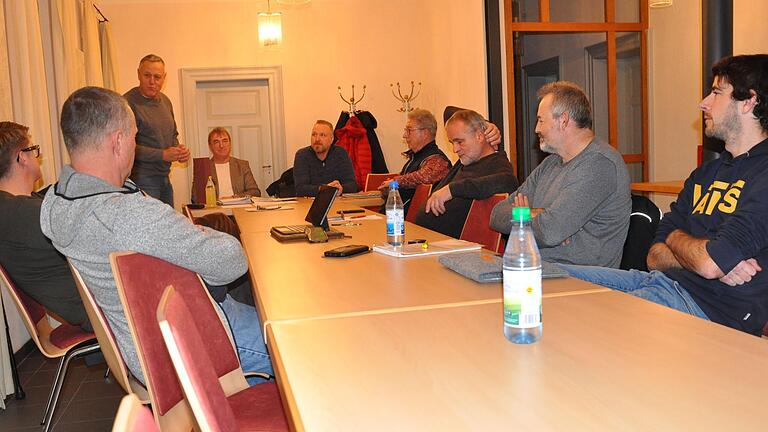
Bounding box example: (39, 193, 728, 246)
(405, 183, 432, 223)
(158, 285, 289, 432)
(192, 157, 212, 204)
(364, 172, 398, 191)
(69, 262, 149, 403)
(110, 251, 288, 431)
(0, 264, 99, 432)
(112, 394, 159, 432)
(460, 194, 508, 253)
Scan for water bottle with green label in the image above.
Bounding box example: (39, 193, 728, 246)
(503, 206, 542, 344)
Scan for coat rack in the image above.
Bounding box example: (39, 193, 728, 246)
(390, 81, 421, 112)
(338, 84, 366, 115)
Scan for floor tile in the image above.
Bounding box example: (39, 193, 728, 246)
(53, 418, 115, 432)
(0, 402, 47, 429)
(53, 395, 122, 423)
(73, 380, 125, 401)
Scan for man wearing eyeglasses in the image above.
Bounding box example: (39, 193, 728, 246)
(376, 109, 451, 214)
(0, 121, 91, 332)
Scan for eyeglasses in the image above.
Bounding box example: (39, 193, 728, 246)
(17, 145, 40, 162)
(403, 127, 426, 136)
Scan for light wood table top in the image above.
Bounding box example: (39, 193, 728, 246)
(630, 180, 684, 195)
(240, 213, 607, 325)
(268, 291, 768, 431)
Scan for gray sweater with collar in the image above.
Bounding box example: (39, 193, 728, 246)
(40, 165, 246, 383)
(490, 138, 630, 268)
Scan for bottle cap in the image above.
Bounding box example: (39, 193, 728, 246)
(390, 180, 399, 189)
(512, 206, 531, 222)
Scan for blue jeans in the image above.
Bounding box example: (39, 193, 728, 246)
(135, 176, 174, 206)
(560, 264, 710, 320)
(219, 294, 273, 384)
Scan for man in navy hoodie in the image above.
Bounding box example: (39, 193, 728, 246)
(562, 54, 768, 336)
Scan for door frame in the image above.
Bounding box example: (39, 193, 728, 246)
(179, 65, 287, 186)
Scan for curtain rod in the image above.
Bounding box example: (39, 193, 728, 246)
(93, 4, 108, 22)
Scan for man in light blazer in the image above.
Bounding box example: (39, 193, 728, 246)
(192, 127, 260, 203)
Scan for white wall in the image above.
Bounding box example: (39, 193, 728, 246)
(99, 0, 488, 207)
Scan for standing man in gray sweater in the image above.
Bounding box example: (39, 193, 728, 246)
(124, 54, 189, 206)
(41, 86, 272, 384)
(490, 81, 630, 268)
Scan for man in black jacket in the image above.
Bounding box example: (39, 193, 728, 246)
(412, 110, 518, 238)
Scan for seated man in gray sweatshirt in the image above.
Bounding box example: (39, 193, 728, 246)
(490, 81, 631, 268)
(40, 86, 271, 385)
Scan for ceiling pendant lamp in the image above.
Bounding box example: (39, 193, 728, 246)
(258, 0, 282, 46)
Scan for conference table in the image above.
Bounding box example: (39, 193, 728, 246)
(235, 202, 607, 326)
(235, 200, 768, 431)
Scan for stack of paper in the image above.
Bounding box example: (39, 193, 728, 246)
(217, 196, 252, 206)
(251, 197, 299, 204)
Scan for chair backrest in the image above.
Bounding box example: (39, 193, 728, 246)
(364, 173, 398, 192)
(620, 194, 663, 271)
(0, 263, 53, 355)
(68, 261, 149, 402)
(181, 205, 196, 224)
(459, 194, 508, 253)
(192, 157, 212, 204)
(405, 183, 432, 223)
(110, 252, 246, 431)
(157, 285, 239, 432)
(112, 394, 159, 432)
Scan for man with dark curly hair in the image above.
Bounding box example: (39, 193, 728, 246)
(561, 54, 768, 336)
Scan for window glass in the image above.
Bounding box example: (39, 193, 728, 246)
(514, 32, 608, 178)
(550, 0, 604, 22)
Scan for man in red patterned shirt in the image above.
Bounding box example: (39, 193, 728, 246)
(378, 109, 452, 213)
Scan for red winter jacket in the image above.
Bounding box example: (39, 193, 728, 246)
(334, 116, 372, 190)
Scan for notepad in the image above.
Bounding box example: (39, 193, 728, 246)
(372, 239, 481, 258)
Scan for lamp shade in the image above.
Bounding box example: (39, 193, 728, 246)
(258, 11, 282, 46)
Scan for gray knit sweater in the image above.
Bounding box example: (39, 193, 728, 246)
(40, 165, 246, 383)
(490, 139, 631, 268)
(124, 87, 179, 179)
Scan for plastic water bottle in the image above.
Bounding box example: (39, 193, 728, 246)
(205, 176, 217, 208)
(385, 180, 405, 246)
(503, 206, 542, 344)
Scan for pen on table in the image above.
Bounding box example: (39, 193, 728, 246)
(349, 215, 366, 219)
(407, 239, 427, 244)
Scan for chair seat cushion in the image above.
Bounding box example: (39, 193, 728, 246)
(228, 381, 289, 431)
(50, 323, 96, 349)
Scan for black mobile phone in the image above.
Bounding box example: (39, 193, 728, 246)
(324, 244, 370, 258)
(337, 209, 365, 215)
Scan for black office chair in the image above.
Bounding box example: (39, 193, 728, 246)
(620, 195, 663, 271)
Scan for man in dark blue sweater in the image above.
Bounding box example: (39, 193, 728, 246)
(562, 54, 768, 335)
(293, 120, 357, 197)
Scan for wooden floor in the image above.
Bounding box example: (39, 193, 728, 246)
(0, 349, 123, 431)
